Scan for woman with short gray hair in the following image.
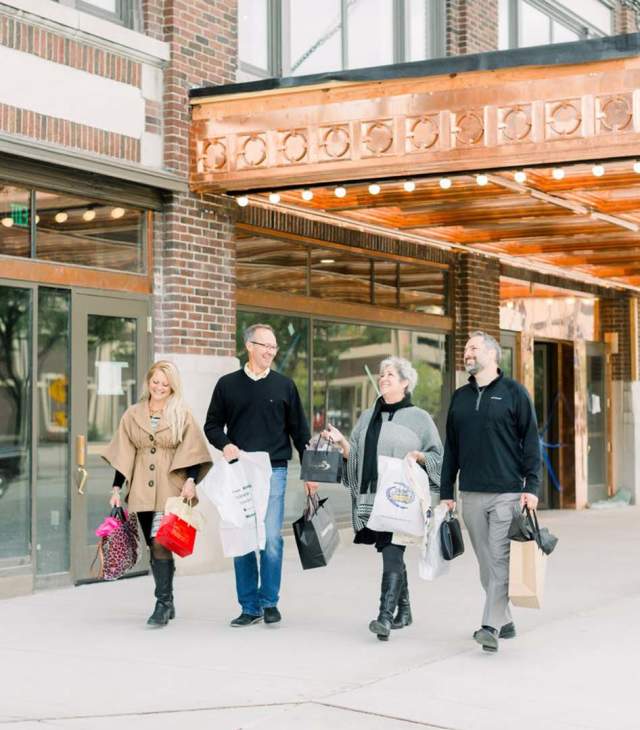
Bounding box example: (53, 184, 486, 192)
(323, 356, 443, 641)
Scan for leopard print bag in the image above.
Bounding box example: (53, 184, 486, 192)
(93, 509, 140, 581)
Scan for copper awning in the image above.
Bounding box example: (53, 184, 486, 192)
(190, 34, 640, 290)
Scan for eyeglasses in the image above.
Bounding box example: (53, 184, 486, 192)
(250, 341, 279, 353)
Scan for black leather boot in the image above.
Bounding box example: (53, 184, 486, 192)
(147, 559, 175, 627)
(369, 572, 403, 641)
(391, 567, 412, 629)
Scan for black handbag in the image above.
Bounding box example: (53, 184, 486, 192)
(300, 436, 343, 483)
(292, 494, 340, 569)
(440, 511, 465, 561)
(509, 506, 558, 556)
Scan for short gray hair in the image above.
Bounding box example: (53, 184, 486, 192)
(379, 356, 418, 393)
(243, 322, 276, 345)
(468, 330, 502, 363)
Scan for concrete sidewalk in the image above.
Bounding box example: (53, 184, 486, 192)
(1, 507, 638, 730)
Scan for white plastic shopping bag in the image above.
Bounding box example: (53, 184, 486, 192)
(366, 455, 428, 537)
(198, 451, 271, 557)
(418, 504, 450, 581)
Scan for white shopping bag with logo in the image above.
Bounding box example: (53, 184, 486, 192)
(418, 504, 450, 581)
(366, 455, 428, 537)
(198, 451, 271, 557)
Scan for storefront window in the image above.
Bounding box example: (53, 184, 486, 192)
(236, 235, 308, 295)
(239, 0, 271, 73)
(289, 0, 342, 75)
(310, 249, 372, 305)
(0, 286, 32, 561)
(0, 185, 31, 258)
(36, 289, 70, 575)
(347, 0, 394, 69)
(34, 191, 145, 272)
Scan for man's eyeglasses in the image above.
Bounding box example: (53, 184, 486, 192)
(250, 341, 279, 353)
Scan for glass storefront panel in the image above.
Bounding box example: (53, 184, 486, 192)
(36, 288, 70, 575)
(519, 0, 551, 46)
(237, 235, 308, 295)
(0, 185, 31, 258)
(347, 0, 394, 69)
(85, 315, 137, 545)
(239, 0, 270, 71)
(398, 263, 448, 315)
(289, 0, 342, 76)
(0, 285, 32, 561)
(586, 344, 607, 503)
(35, 191, 145, 272)
(310, 249, 372, 305)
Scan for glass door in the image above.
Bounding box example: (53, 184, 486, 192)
(586, 342, 608, 503)
(70, 293, 150, 583)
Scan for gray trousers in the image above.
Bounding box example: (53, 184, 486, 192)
(461, 492, 520, 630)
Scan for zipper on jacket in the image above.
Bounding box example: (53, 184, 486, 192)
(475, 387, 486, 411)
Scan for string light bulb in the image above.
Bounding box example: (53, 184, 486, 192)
(552, 167, 565, 180)
(268, 192, 281, 204)
(439, 177, 452, 190)
(592, 164, 605, 177)
(368, 183, 381, 195)
(634, 161, 640, 174)
(1, 217, 13, 227)
(334, 186, 347, 198)
(403, 181, 416, 192)
(54, 211, 68, 223)
(82, 209, 96, 222)
(236, 195, 249, 207)
(110, 207, 125, 219)
(514, 170, 527, 184)
(476, 174, 489, 186)
(301, 189, 314, 201)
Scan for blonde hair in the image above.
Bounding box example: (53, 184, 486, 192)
(140, 360, 188, 443)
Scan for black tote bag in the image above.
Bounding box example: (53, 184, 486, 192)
(440, 511, 465, 561)
(300, 436, 343, 483)
(292, 494, 340, 570)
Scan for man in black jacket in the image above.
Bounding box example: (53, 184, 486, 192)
(204, 323, 317, 628)
(440, 331, 541, 653)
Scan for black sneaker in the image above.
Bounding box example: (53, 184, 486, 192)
(499, 622, 516, 639)
(473, 626, 499, 653)
(230, 613, 263, 627)
(263, 607, 282, 625)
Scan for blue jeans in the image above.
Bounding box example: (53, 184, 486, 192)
(233, 467, 286, 616)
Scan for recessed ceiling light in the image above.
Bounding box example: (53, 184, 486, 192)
(368, 183, 381, 195)
(236, 195, 249, 207)
(320, 258, 335, 264)
(110, 207, 126, 219)
(54, 211, 68, 223)
(552, 167, 565, 180)
(268, 192, 281, 204)
(439, 177, 452, 189)
(476, 174, 489, 186)
(592, 164, 605, 177)
(514, 170, 527, 184)
(301, 189, 314, 201)
(82, 209, 96, 222)
(403, 181, 416, 192)
(634, 161, 640, 174)
(334, 186, 347, 198)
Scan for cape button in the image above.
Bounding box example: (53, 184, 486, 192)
(148, 480, 154, 487)
(149, 464, 155, 471)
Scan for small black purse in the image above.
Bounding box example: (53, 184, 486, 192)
(300, 436, 343, 483)
(440, 511, 465, 561)
(508, 506, 558, 556)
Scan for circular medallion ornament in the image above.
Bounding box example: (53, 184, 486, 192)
(364, 122, 393, 155)
(241, 135, 267, 166)
(502, 107, 531, 142)
(409, 116, 438, 150)
(456, 112, 484, 145)
(204, 139, 227, 170)
(322, 127, 350, 158)
(549, 102, 581, 136)
(282, 131, 308, 163)
(600, 96, 632, 132)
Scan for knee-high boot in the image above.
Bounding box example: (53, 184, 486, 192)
(369, 571, 403, 641)
(392, 566, 412, 629)
(147, 559, 175, 627)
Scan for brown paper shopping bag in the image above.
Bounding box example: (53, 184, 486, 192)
(508, 539, 547, 608)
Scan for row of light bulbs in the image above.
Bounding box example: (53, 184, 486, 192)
(236, 161, 640, 206)
(1, 207, 127, 228)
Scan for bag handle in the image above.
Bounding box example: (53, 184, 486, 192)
(523, 505, 543, 549)
(110, 506, 126, 522)
(304, 492, 320, 520)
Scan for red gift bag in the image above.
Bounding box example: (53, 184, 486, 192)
(155, 512, 196, 557)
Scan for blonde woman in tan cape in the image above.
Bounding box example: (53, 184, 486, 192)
(102, 361, 212, 627)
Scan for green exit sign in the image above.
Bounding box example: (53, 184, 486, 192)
(10, 203, 29, 227)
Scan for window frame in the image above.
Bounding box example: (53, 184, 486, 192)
(238, 0, 446, 80)
(55, 0, 140, 31)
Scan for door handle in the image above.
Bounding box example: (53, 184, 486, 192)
(76, 435, 88, 495)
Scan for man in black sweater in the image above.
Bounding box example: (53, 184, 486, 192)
(204, 322, 317, 627)
(441, 331, 541, 653)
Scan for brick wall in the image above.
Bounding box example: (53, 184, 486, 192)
(600, 296, 632, 380)
(454, 253, 501, 367)
(614, 2, 639, 33)
(145, 0, 238, 357)
(446, 0, 498, 56)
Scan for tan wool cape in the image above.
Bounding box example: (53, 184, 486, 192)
(101, 401, 213, 512)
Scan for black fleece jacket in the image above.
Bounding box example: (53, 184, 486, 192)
(440, 371, 541, 499)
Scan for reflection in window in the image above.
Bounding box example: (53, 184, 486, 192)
(347, 0, 393, 69)
(35, 191, 145, 272)
(289, 0, 342, 75)
(310, 249, 372, 305)
(399, 263, 448, 314)
(36, 289, 70, 575)
(0, 286, 32, 560)
(0, 185, 31, 258)
(237, 234, 308, 295)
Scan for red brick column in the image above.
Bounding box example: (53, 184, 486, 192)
(446, 0, 498, 56)
(615, 3, 639, 34)
(454, 253, 501, 371)
(600, 296, 633, 381)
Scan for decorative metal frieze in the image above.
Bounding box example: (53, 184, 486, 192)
(190, 56, 640, 191)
